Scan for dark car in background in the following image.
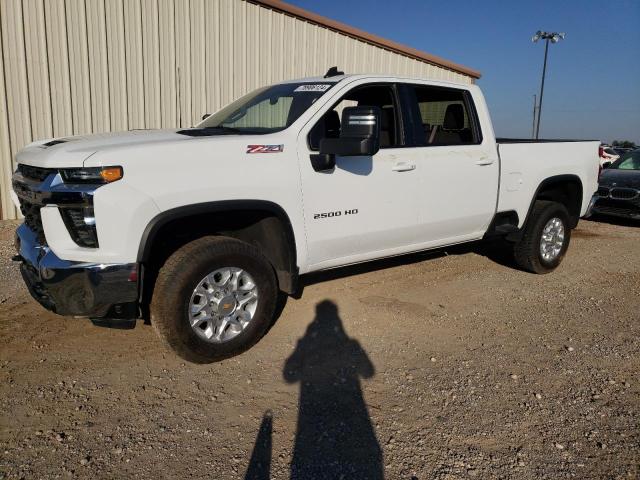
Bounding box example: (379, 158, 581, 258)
(612, 147, 633, 157)
(592, 149, 640, 220)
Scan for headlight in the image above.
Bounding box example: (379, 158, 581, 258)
(60, 166, 123, 184)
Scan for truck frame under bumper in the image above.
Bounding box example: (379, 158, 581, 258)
(14, 224, 139, 319)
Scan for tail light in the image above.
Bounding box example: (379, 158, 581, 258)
(128, 265, 138, 282)
(598, 146, 604, 158)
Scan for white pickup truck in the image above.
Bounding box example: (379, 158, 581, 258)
(11, 70, 600, 363)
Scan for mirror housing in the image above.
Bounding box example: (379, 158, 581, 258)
(310, 153, 336, 172)
(320, 106, 381, 157)
(201, 113, 211, 120)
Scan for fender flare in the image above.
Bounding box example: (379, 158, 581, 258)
(137, 200, 298, 286)
(519, 174, 584, 233)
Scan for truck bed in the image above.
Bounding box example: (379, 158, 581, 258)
(496, 140, 600, 228)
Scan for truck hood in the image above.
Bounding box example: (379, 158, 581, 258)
(15, 129, 190, 168)
(599, 169, 640, 189)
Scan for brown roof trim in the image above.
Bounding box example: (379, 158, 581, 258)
(250, 0, 481, 79)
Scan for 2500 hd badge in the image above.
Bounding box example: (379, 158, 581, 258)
(313, 209, 359, 219)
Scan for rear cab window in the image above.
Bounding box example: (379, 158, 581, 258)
(401, 83, 482, 147)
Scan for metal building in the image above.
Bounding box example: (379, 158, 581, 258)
(0, 0, 480, 219)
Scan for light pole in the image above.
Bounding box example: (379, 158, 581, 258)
(532, 31, 565, 139)
(532, 94, 537, 139)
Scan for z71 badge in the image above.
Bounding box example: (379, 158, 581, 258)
(246, 144, 284, 154)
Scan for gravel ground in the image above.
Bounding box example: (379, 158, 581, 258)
(0, 221, 21, 304)
(0, 217, 638, 479)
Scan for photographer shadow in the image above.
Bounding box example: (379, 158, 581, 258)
(283, 300, 383, 479)
(244, 300, 383, 479)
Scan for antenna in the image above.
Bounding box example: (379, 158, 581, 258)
(323, 66, 344, 78)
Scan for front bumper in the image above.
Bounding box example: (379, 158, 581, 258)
(590, 195, 640, 220)
(14, 223, 139, 319)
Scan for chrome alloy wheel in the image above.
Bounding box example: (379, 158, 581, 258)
(188, 267, 259, 343)
(540, 217, 565, 262)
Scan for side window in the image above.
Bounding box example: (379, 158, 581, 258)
(308, 84, 402, 151)
(408, 85, 480, 146)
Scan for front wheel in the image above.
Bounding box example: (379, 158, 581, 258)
(513, 200, 572, 274)
(151, 236, 278, 363)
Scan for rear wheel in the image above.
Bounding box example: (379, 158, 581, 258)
(513, 200, 572, 274)
(151, 236, 278, 363)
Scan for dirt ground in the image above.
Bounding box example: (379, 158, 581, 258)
(0, 217, 638, 479)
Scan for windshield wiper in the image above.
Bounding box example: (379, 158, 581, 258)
(210, 126, 243, 133)
(177, 125, 244, 137)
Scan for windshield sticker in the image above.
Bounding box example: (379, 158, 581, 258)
(246, 144, 284, 154)
(294, 84, 331, 92)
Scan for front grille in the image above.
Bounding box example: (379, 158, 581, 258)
(19, 200, 46, 244)
(597, 186, 610, 197)
(59, 207, 99, 248)
(18, 164, 55, 182)
(610, 187, 639, 200)
(14, 165, 101, 248)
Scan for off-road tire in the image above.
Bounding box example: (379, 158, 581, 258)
(151, 236, 278, 363)
(513, 200, 572, 274)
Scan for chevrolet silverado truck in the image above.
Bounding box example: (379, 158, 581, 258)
(11, 70, 600, 363)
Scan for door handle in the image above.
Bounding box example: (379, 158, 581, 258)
(475, 158, 494, 166)
(392, 162, 416, 172)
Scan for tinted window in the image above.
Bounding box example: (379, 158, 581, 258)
(407, 85, 480, 146)
(308, 84, 402, 150)
(611, 150, 640, 170)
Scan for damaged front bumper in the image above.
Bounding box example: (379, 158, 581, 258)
(14, 223, 139, 319)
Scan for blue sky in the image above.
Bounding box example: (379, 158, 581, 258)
(290, 0, 640, 143)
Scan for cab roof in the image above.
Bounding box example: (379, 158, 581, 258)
(278, 73, 473, 89)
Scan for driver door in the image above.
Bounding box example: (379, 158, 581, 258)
(296, 82, 422, 270)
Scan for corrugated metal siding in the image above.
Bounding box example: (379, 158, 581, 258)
(0, 0, 473, 219)
(0, 7, 11, 219)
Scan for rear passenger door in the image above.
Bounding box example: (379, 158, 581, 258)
(401, 83, 499, 242)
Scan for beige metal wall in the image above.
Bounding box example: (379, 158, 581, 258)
(0, 0, 473, 219)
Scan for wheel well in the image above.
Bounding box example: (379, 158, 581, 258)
(139, 204, 298, 316)
(532, 176, 583, 228)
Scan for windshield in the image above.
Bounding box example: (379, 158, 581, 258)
(194, 82, 335, 134)
(609, 150, 640, 170)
